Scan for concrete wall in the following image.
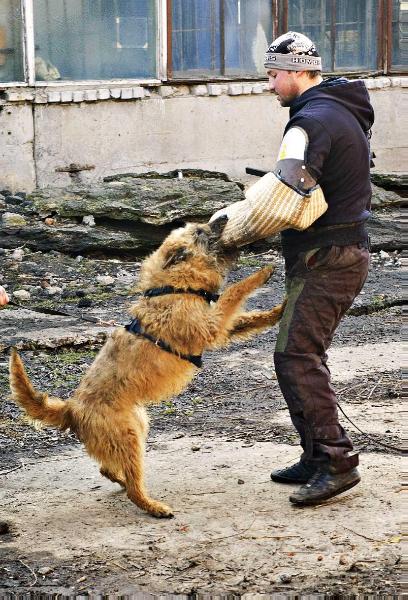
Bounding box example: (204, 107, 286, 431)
(0, 77, 406, 193)
(0, 103, 36, 192)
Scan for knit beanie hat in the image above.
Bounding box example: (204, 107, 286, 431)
(264, 31, 322, 71)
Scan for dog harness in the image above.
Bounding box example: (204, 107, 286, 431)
(125, 286, 219, 368)
(143, 285, 219, 304)
(125, 318, 203, 368)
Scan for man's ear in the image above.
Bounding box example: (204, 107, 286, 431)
(163, 246, 192, 269)
(209, 215, 228, 237)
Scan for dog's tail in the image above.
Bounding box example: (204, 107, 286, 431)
(9, 349, 70, 429)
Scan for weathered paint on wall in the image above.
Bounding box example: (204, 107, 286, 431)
(33, 95, 289, 188)
(369, 86, 408, 174)
(0, 78, 406, 193)
(0, 104, 36, 192)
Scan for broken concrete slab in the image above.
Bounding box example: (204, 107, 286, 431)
(28, 178, 245, 225)
(104, 168, 244, 186)
(0, 308, 114, 352)
(371, 171, 407, 191)
(0, 219, 170, 254)
(0, 208, 402, 256)
(0, 168, 403, 256)
(367, 212, 401, 252)
(371, 184, 403, 207)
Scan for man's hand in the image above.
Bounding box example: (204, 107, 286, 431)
(0, 286, 9, 307)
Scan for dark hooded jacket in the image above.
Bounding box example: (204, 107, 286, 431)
(280, 77, 375, 260)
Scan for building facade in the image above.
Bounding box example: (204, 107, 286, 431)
(0, 0, 407, 191)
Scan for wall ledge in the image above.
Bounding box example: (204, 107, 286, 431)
(0, 77, 406, 105)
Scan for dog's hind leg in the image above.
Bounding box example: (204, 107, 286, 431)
(120, 408, 173, 518)
(122, 435, 174, 518)
(100, 467, 126, 488)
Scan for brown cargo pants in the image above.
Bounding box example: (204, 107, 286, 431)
(274, 244, 370, 473)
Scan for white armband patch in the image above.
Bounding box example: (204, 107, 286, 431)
(277, 126, 309, 161)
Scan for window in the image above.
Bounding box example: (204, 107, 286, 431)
(0, 0, 24, 83)
(283, 0, 379, 73)
(392, 0, 408, 69)
(33, 0, 157, 81)
(170, 0, 273, 78)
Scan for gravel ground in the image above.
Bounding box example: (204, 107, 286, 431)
(0, 248, 401, 596)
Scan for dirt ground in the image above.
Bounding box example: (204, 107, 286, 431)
(0, 248, 401, 597)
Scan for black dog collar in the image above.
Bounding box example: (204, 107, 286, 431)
(125, 318, 202, 368)
(143, 285, 219, 304)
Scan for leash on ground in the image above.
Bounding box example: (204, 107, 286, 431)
(337, 400, 401, 453)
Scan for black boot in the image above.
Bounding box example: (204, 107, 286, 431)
(289, 468, 360, 506)
(271, 460, 317, 484)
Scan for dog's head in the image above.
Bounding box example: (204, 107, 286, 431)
(139, 217, 237, 291)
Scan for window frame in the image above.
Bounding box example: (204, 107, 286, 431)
(166, 0, 278, 83)
(1, 0, 166, 87)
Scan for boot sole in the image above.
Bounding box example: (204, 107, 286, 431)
(289, 476, 361, 506)
(271, 474, 313, 484)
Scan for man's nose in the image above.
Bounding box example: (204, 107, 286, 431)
(268, 78, 275, 91)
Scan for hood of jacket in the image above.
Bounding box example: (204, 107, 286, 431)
(289, 77, 375, 132)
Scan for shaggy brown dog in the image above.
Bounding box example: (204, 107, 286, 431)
(9, 218, 284, 518)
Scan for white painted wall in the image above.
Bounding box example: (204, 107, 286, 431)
(0, 78, 406, 193)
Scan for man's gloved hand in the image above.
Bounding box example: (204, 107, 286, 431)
(0, 286, 9, 306)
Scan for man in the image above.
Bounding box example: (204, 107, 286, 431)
(211, 32, 374, 505)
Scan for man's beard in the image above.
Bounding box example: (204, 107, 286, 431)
(276, 95, 293, 107)
(279, 97, 291, 107)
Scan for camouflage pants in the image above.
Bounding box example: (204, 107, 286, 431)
(274, 244, 370, 473)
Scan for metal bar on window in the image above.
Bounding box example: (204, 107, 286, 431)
(166, 0, 172, 78)
(6, 0, 13, 69)
(272, 0, 279, 38)
(282, 0, 288, 35)
(158, 0, 168, 80)
(82, 0, 86, 78)
(22, 0, 35, 85)
(386, 0, 393, 72)
(220, 0, 225, 76)
(330, 0, 336, 72)
(377, 0, 386, 72)
(211, 0, 216, 72)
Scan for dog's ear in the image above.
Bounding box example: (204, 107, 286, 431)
(209, 215, 228, 238)
(193, 226, 210, 248)
(163, 246, 192, 269)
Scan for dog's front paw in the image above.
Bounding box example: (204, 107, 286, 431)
(148, 501, 175, 519)
(259, 265, 274, 284)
